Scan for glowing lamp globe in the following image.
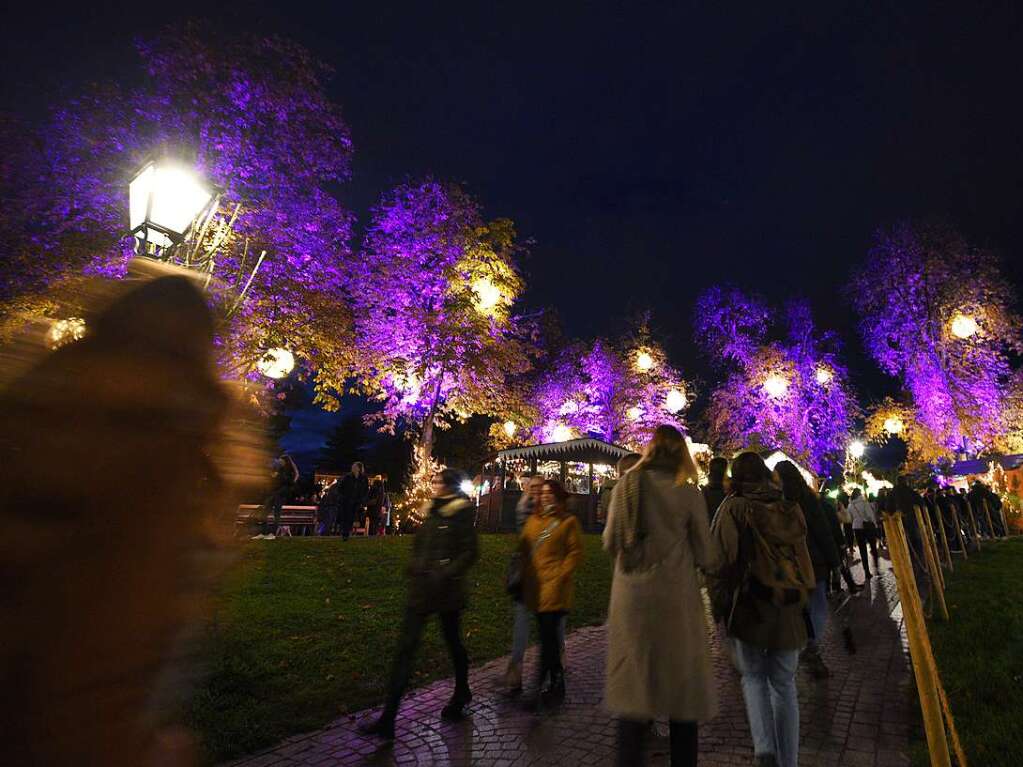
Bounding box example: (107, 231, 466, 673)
(950, 313, 978, 339)
(815, 366, 834, 385)
(471, 277, 503, 314)
(634, 350, 655, 372)
(459, 479, 476, 497)
(763, 374, 789, 399)
(256, 347, 295, 379)
(883, 416, 904, 435)
(664, 388, 687, 413)
(129, 159, 214, 255)
(550, 424, 574, 443)
(848, 440, 866, 459)
(627, 406, 644, 421)
(503, 420, 518, 438)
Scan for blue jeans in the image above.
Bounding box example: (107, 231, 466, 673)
(807, 580, 828, 646)
(510, 601, 565, 665)
(733, 639, 800, 767)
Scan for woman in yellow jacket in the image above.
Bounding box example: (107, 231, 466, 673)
(520, 479, 583, 708)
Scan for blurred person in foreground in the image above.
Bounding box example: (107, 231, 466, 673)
(597, 452, 642, 529)
(0, 274, 263, 766)
(709, 452, 815, 767)
(604, 425, 717, 767)
(361, 468, 479, 739)
(520, 478, 583, 711)
(701, 455, 729, 527)
(504, 474, 544, 694)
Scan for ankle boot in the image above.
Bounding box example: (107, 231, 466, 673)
(441, 686, 472, 721)
(541, 669, 565, 706)
(504, 661, 523, 694)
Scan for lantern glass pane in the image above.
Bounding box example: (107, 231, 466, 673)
(129, 163, 155, 231)
(149, 164, 212, 236)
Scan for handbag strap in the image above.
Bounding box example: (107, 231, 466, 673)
(530, 517, 561, 559)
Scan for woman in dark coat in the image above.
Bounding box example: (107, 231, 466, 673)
(362, 469, 479, 739)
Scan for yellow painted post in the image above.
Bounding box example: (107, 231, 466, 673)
(931, 502, 954, 572)
(883, 513, 951, 767)
(981, 498, 998, 540)
(915, 505, 948, 619)
(917, 505, 946, 588)
(964, 499, 982, 550)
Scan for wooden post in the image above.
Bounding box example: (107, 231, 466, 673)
(950, 505, 969, 560)
(883, 514, 952, 767)
(915, 505, 948, 619)
(980, 498, 998, 540)
(932, 502, 954, 573)
(963, 498, 982, 550)
(920, 505, 946, 587)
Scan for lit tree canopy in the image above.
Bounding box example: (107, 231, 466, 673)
(850, 222, 1023, 454)
(524, 320, 692, 451)
(696, 288, 857, 476)
(333, 179, 535, 462)
(0, 23, 357, 379)
(863, 396, 945, 467)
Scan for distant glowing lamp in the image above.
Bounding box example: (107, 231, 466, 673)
(627, 406, 644, 421)
(256, 347, 295, 379)
(503, 420, 518, 438)
(550, 424, 574, 443)
(883, 416, 904, 435)
(47, 317, 86, 349)
(665, 388, 687, 413)
(950, 313, 978, 339)
(559, 400, 579, 415)
(129, 159, 214, 255)
(815, 366, 834, 385)
(848, 440, 866, 459)
(471, 277, 503, 313)
(763, 374, 789, 399)
(459, 479, 476, 497)
(634, 350, 655, 372)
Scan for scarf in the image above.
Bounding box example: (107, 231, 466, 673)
(613, 468, 646, 573)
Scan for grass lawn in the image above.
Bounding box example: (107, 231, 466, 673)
(189, 533, 612, 763)
(911, 537, 1023, 766)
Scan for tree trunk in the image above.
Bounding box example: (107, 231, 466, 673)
(418, 372, 446, 467)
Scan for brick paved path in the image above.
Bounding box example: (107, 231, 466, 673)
(226, 555, 914, 767)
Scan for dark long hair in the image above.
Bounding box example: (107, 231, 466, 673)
(730, 451, 771, 486)
(541, 479, 570, 513)
(774, 460, 809, 502)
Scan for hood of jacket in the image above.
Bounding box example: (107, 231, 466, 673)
(423, 496, 472, 518)
(734, 480, 807, 546)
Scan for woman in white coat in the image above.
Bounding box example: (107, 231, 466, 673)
(603, 425, 719, 767)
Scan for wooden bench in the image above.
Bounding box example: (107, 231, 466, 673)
(236, 505, 318, 537)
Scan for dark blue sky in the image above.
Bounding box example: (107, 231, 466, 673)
(5, 2, 1022, 466)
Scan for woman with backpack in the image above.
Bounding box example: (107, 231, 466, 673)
(710, 452, 815, 767)
(520, 479, 583, 710)
(604, 425, 717, 767)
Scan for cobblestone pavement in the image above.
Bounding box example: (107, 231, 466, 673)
(226, 554, 914, 767)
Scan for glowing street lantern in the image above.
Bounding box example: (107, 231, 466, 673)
(459, 479, 476, 497)
(503, 420, 517, 438)
(550, 424, 574, 443)
(47, 317, 86, 349)
(950, 313, 979, 339)
(848, 440, 866, 459)
(256, 347, 295, 379)
(627, 406, 644, 421)
(883, 416, 904, 435)
(815, 366, 834, 385)
(763, 374, 789, 399)
(471, 277, 503, 314)
(664, 388, 687, 413)
(129, 159, 214, 254)
(634, 350, 655, 372)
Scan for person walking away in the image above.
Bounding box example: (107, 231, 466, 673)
(366, 476, 385, 535)
(316, 477, 341, 536)
(836, 490, 855, 556)
(702, 456, 729, 528)
(504, 475, 544, 693)
(774, 461, 840, 680)
(709, 452, 814, 767)
(261, 453, 298, 537)
(820, 490, 861, 595)
(604, 425, 717, 767)
(361, 469, 479, 740)
(521, 479, 583, 710)
(339, 461, 369, 540)
(847, 489, 879, 578)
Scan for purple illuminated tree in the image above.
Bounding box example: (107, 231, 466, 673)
(526, 319, 692, 450)
(0, 24, 357, 381)
(331, 179, 535, 469)
(851, 222, 1022, 456)
(696, 287, 857, 476)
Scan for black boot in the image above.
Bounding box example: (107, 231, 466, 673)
(541, 669, 565, 707)
(441, 686, 472, 721)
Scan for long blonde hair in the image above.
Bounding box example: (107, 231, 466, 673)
(632, 424, 700, 486)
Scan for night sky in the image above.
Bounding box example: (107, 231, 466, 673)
(4, 2, 1023, 465)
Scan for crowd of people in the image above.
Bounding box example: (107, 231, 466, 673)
(355, 422, 1010, 767)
